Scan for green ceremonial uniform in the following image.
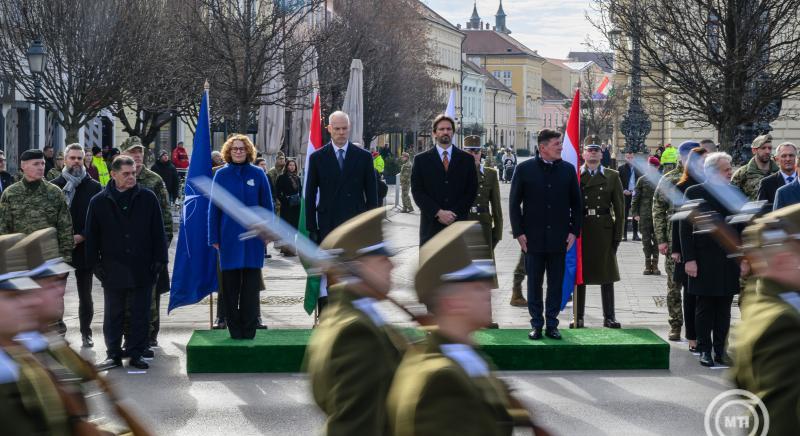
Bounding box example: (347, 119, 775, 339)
(732, 278, 800, 435)
(400, 161, 413, 212)
(631, 175, 659, 265)
(387, 331, 522, 436)
(579, 166, 624, 284)
(304, 284, 403, 436)
(468, 166, 503, 288)
(0, 179, 74, 263)
(731, 157, 779, 201)
(652, 164, 684, 330)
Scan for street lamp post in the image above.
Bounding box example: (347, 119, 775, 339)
(26, 38, 48, 151)
(611, 27, 651, 154)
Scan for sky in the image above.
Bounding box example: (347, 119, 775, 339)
(423, 0, 606, 59)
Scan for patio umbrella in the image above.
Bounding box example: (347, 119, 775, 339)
(257, 58, 285, 165)
(341, 59, 364, 147)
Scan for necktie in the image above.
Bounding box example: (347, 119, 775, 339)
(337, 148, 344, 170)
(788, 176, 794, 184)
(442, 151, 449, 172)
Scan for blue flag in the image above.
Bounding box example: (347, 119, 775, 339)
(169, 89, 218, 312)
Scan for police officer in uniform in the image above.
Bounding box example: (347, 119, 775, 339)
(387, 222, 539, 436)
(304, 207, 405, 435)
(572, 142, 625, 328)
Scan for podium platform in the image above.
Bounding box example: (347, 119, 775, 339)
(186, 328, 670, 374)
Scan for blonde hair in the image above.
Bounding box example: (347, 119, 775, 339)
(221, 134, 257, 163)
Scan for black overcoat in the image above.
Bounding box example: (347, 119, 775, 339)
(51, 174, 102, 269)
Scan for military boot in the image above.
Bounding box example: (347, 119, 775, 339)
(643, 259, 653, 275)
(651, 258, 661, 275)
(510, 283, 527, 307)
(601, 284, 621, 328)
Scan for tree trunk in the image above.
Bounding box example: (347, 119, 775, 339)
(65, 127, 80, 144)
(237, 103, 250, 134)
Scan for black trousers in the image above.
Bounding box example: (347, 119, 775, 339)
(681, 276, 697, 341)
(104, 285, 152, 360)
(221, 268, 261, 339)
(624, 194, 638, 237)
(694, 295, 734, 355)
(526, 252, 565, 329)
(74, 268, 94, 337)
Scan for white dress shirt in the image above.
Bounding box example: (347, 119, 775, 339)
(436, 144, 453, 163)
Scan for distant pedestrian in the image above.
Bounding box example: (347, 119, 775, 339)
(660, 143, 678, 172)
(172, 141, 190, 169)
(631, 156, 662, 275)
(46, 152, 64, 181)
(43, 145, 55, 174)
(91, 146, 110, 186)
(211, 150, 225, 168)
(84, 149, 99, 182)
(399, 152, 413, 213)
(0, 151, 13, 194)
(276, 159, 302, 232)
(502, 149, 516, 182)
(600, 142, 612, 167)
(618, 151, 641, 241)
(151, 150, 180, 202)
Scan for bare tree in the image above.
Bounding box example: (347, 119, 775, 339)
(0, 0, 137, 142)
(317, 0, 440, 144)
(175, 0, 323, 133)
(591, 0, 800, 160)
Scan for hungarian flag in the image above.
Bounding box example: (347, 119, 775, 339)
(592, 76, 613, 100)
(301, 92, 323, 314)
(561, 88, 583, 310)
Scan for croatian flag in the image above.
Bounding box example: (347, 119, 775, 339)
(561, 88, 583, 310)
(592, 76, 612, 100)
(301, 92, 324, 315)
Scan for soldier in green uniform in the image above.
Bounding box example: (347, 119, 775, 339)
(510, 252, 528, 306)
(730, 204, 800, 435)
(399, 152, 414, 213)
(572, 142, 625, 328)
(304, 207, 404, 436)
(631, 156, 662, 275)
(121, 136, 173, 350)
(46, 151, 65, 181)
(653, 142, 694, 340)
(387, 221, 538, 436)
(731, 134, 779, 201)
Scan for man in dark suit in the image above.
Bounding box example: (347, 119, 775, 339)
(774, 177, 800, 210)
(410, 114, 478, 245)
(618, 151, 640, 241)
(757, 142, 797, 207)
(510, 129, 582, 340)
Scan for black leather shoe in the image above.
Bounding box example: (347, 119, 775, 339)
(142, 348, 155, 359)
(632, 235, 641, 241)
(82, 335, 94, 348)
(603, 318, 622, 329)
(128, 357, 149, 370)
(149, 339, 158, 347)
(96, 358, 122, 371)
(569, 318, 584, 329)
(699, 352, 715, 367)
(485, 322, 499, 329)
(256, 323, 268, 330)
(714, 353, 731, 366)
(528, 328, 543, 340)
(212, 319, 227, 330)
(545, 328, 562, 340)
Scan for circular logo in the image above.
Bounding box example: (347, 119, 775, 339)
(704, 389, 769, 436)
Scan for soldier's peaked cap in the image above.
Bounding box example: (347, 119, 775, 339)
(415, 221, 495, 306)
(8, 228, 74, 278)
(320, 207, 393, 260)
(0, 234, 39, 291)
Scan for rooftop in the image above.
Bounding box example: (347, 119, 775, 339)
(463, 30, 541, 59)
(567, 51, 614, 73)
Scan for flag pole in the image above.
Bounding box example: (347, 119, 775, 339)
(203, 79, 214, 330)
(573, 84, 582, 329)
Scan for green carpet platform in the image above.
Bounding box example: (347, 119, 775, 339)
(186, 328, 669, 373)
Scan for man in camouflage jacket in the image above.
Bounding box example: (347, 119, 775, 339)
(731, 134, 779, 200)
(399, 152, 413, 212)
(632, 157, 661, 275)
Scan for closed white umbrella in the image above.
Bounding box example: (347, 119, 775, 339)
(341, 59, 364, 147)
(258, 58, 285, 165)
(293, 46, 318, 167)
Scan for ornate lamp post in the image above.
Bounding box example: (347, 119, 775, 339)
(611, 27, 651, 154)
(26, 38, 48, 150)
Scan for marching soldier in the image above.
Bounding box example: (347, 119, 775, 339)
(121, 136, 172, 350)
(652, 141, 696, 341)
(464, 136, 502, 328)
(386, 221, 539, 436)
(399, 152, 414, 213)
(631, 156, 662, 275)
(572, 142, 625, 328)
(731, 134, 779, 201)
(304, 207, 404, 435)
(731, 204, 800, 435)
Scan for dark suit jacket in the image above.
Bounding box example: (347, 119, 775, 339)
(51, 174, 102, 269)
(305, 143, 378, 240)
(756, 171, 791, 206)
(618, 162, 639, 192)
(410, 146, 478, 245)
(509, 157, 582, 253)
(774, 181, 800, 210)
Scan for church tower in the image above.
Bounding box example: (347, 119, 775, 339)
(495, 0, 510, 34)
(468, 2, 481, 30)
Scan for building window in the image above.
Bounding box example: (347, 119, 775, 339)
(492, 70, 513, 87)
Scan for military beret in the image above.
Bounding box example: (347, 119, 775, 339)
(320, 207, 392, 261)
(55, 152, 64, 159)
(742, 203, 800, 250)
(463, 136, 482, 149)
(120, 136, 145, 153)
(751, 134, 772, 150)
(20, 149, 44, 161)
(678, 141, 700, 158)
(276, 151, 286, 158)
(0, 234, 39, 290)
(415, 221, 495, 307)
(8, 228, 74, 278)
(648, 156, 661, 166)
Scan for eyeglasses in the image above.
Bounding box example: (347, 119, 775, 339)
(231, 147, 247, 153)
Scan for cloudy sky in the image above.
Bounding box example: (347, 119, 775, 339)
(423, 0, 606, 59)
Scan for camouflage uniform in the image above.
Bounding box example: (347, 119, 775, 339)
(631, 175, 659, 274)
(512, 251, 526, 288)
(46, 167, 61, 181)
(0, 179, 74, 262)
(730, 157, 779, 200)
(137, 167, 173, 240)
(399, 159, 413, 212)
(652, 163, 683, 330)
(267, 165, 284, 216)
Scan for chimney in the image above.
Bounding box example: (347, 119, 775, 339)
(486, 23, 490, 30)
